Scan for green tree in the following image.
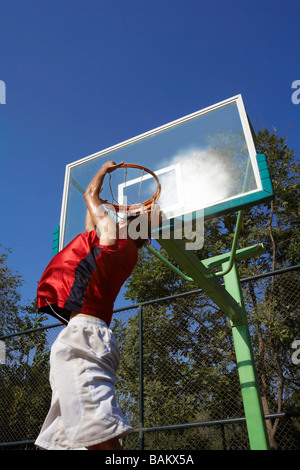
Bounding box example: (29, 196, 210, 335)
(114, 129, 299, 450)
(238, 130, 300, 448)
(0, 246, 50, 446)
(0, 247, 24, 337)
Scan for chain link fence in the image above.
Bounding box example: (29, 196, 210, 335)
(0, 265, 299, 450)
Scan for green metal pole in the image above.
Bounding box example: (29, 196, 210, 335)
(159, 237, 243, 325)
(215, 210, 244, 277)
(223, 261, 269, 450)
(146, 244, 193, 282)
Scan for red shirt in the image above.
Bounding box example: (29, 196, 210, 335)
(37, 231, 138, 326)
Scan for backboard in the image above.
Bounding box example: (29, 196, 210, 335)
(58, 94, 273, 251)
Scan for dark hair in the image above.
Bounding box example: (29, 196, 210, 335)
(122, 214, 150, 249)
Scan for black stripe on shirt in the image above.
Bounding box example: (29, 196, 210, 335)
(64, 245, 103, 312)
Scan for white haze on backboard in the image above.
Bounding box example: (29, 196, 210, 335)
(158, 147, 233, 218)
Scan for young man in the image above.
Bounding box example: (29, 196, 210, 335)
(35, 161, 149, 450)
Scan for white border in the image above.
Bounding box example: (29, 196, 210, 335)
(236, 95, 261, 190)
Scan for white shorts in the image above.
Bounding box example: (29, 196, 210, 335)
(35, 315, 133, 450)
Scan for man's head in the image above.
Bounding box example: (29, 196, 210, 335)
(118, 213, 151, 249)
(95, 203, 161, 248)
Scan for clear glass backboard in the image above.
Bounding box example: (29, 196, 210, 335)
(58, 95, 273, 250)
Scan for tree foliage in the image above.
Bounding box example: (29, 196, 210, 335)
(0, 246, 50, 447)
(0, 129, 298, 449)
(113, 129, 300, 450)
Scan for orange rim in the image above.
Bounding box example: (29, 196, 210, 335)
(109, 163, 161, 214)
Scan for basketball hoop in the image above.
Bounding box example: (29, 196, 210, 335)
(107, 163, 161, 214)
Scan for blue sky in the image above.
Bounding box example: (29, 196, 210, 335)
(1, 0, 299, 312)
